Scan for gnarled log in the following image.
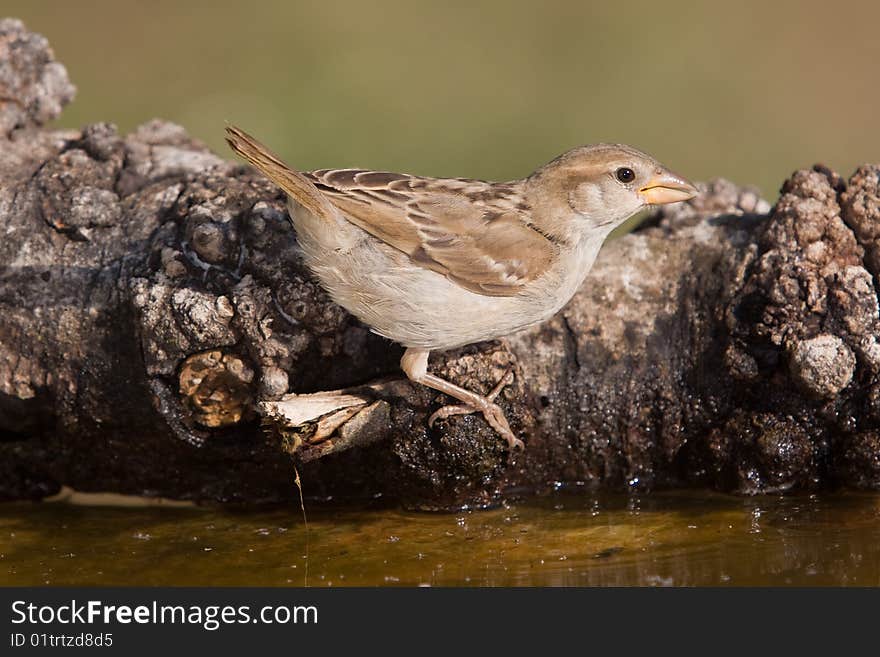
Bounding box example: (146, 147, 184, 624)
(1, 19, 878, 508)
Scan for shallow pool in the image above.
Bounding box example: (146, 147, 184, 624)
(2, 490, 878, 586)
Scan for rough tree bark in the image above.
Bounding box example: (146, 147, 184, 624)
(1, 19, 878, 508)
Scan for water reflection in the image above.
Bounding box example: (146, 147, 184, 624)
(1, 491, 878, 586)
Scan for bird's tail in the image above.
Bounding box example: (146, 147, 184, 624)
(225, 124, 334, 219)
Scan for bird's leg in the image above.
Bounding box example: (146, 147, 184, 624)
(400, 348, 523, 451)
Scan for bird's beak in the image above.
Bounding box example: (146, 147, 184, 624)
(638, 170, 698, 205)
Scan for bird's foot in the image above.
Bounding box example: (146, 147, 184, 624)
(427, 369, 512, 424)
(427, 370, 523, 451)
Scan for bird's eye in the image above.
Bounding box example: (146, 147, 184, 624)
(616, 167, 635, 183)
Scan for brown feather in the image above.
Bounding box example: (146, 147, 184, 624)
(304, 169, 556, 297)
(225, 125, 334, 220)
(226, 125, 557, 298)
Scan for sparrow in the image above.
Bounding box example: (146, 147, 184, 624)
(225, 125, 697, 452)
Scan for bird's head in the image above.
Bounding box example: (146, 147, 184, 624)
(526, 143, 698, 239)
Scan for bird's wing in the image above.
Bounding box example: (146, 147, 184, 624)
(225, 125, 556, 297)
(305, 168, 556, 296)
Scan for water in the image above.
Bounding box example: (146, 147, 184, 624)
(2, 491, 878, 586)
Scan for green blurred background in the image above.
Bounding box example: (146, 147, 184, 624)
(6, 0, 879, 199)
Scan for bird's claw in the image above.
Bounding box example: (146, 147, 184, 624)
(488, 369, 515, 400)
(427, 368, 523, 452)
(482, 402, 523, 453)
(428, 404, 472, 426)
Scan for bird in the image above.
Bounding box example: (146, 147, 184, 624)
(225, 125, 697, 452)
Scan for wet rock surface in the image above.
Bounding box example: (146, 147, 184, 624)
(1, 22, 879, 507)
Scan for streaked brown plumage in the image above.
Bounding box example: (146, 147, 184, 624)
(303, 168, 554, 296)
(226, 125, 697, 451)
